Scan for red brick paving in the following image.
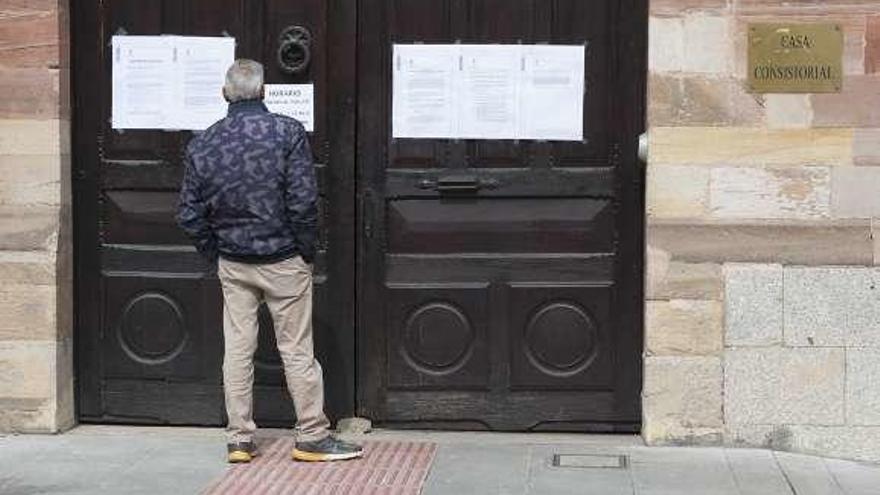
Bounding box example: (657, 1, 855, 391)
(202, 439, 437, 495)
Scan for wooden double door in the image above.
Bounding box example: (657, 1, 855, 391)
(73, 0, 646, 432)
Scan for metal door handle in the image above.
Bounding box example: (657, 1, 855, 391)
(417, 176, 500, 194)
(638, 132, 648, 164)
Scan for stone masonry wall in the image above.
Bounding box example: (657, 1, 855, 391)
(0, 0, 73, 432)
(645, 0, 880, 461)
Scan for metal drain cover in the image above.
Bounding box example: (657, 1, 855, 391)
(552, 454, 628, 469)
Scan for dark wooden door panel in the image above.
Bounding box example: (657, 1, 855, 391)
(358, 0, 646, 431)
(507, 283, 613, 390)
(386, 284, 491, 390)
(387, 198, 615, 254)
(74, 0, 356, 426)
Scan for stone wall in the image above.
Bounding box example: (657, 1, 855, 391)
(645, 0, 880, 461)
(0, 0, 73, 432)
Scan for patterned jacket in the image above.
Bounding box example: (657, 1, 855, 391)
(176, 100, 318, 264)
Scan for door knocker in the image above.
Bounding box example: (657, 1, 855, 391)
(277, 25, 312, 75)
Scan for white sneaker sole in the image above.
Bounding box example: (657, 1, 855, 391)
(292, 448, 364, 462)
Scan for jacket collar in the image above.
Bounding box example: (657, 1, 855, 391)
(227, 99, 268, 116)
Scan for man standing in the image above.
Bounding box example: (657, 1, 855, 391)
(177, 59, 362, 464)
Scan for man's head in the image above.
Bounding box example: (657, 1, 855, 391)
(223, 59, 264, 103)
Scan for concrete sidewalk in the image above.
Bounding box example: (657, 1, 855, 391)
(1, 426, 879, 494)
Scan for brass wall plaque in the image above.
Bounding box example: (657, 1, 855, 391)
(748, 23, 843, 93)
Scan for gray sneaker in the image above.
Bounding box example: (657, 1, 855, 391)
(292, 435, 364, 462)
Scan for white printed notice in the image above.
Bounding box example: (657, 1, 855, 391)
(391, 44, 585, 141)
(264, 84, 315, 132)
(392, 44, 459, 139)
(112, 35, 235, 130)
(519, 45, 584, 141)
(176, 37, 236, 130)
(458, 45, 520, 139)
(112, 36, 175, 129)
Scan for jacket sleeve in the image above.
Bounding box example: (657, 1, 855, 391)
(285, 127, 319, 264)
(176, 152, 218, 262)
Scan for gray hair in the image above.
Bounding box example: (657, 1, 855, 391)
(223, 59, 264, 103)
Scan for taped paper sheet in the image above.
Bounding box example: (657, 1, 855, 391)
(112, 35, 235, 130)
(176, 37, 236, 130)
(264, 84, 315, 132)
(518, 45, 585, 141)
(392, 44, 459, 139)
(458, 44, 520, 139)
(391, 44, 585, 141)
(112, 36, 175, 129)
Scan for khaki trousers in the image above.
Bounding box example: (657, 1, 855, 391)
(217, 256, 330, 444)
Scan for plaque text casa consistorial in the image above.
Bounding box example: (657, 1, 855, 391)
(748, 23, 843, 93)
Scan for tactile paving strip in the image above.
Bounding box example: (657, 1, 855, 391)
(202, 439, 437, 495)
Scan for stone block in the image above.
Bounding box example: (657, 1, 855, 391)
(648, 219, 873, 265)
(0, 341, 55, 399)
(813, 76, 880, 128)
(647, 73, 678, 126)
(847, 348, 880, 426)
(650, 127, 853, 167)
(0, 204, 59, 251)
(59, 152, 72, 205)
(649, 16, 684, 72)
(765, 94, 812, 129)
(783, 266, 848, 346)
(0, 69, 60, 118)
(0, 251, 57, 285)
(646, 165, 709, 219)
(649, 261, 723, 301)
(726, 423, 880, 462)
(0, 119, 61, 155)
(54, 337, 74, 431)
(643, 356, 722, 430)
(55, 277, 73, 342)
(723, 423, 792, 450)
(853, 128, 880, 166)
(874, 218, 880, 265)
(710, 166, 831, 220)
(648, 74, 763, 126)
(642, 424, 722, 446)
(58, 1, 70, 70)
(0, 1, 58, 17)
(832, 166, 880, 218)
(0, 154, 62, 205)
(646, 300, 723, 356)
(724, 263, 783, 346)
(866, 15, 880, 74)
(0, 398, 56, 433)
(682, 15, 732, 74)
(0, 284, 57, 341)
(645, 244, 671, 300)
(724, 347, 845, 425)
(785, 426, 880, 463)
(650, 0, 727, 17)
(784, 267, 880, 347)
(0, 8, 59, 69)
(736, 1, 880, 16)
